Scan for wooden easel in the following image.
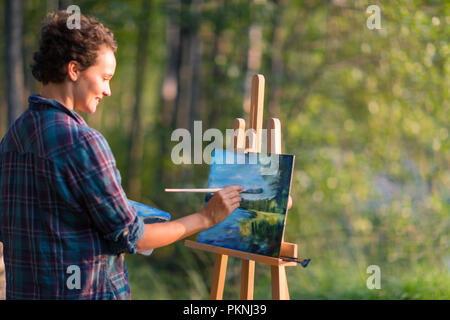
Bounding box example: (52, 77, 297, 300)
(185, 74, 298, 300)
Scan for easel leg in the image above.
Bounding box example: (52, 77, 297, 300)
(240, 260, 255, 300)
(210, 254, 228, 300)
(271, 266, 290, 300)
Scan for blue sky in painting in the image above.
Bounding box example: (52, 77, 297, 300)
(207, 150, 278, 200)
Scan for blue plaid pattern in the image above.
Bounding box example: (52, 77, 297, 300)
(0, 95, 145, 299)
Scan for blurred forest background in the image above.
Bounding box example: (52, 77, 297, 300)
(0, 0, 449, 299)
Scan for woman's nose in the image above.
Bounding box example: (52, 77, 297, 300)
(103, 83, 111, 97)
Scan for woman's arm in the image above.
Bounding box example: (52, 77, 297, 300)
(135, 186, 242, 252)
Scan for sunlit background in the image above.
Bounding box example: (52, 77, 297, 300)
(0, 0, 448, 299)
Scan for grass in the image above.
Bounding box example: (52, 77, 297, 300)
(126, 237, 450, 300)
(127, 256, 450, 300)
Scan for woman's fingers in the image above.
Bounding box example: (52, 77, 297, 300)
(225, 191, 241, 202)
(221, 187, 242, 210)
(202, 186, 244, 226)
(215, 188, 240, 203)
(227, 197, 241, 207)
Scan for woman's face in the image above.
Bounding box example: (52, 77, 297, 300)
(73, 46, 116, 114)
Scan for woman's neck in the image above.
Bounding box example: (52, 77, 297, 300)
(40, 82, 75, 110)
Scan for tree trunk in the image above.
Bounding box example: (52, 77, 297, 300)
(173, 0, 202, 184)
(160, 1, 181, 129)
(175, 22, 193, 130)
(126, 0, 153, 200)
(153, 0, 181, 196)
(188, 0, 202, 133)
(175, 0, 202, 132)
(2, 0, 25, 299)
(154, 0, 203, 202)
(5, 0, 25, 126)
(205, 0, 226, 128)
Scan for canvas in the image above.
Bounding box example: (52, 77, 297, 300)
(197, 149, 295, 257)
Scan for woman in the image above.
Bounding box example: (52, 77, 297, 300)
(0, 10, 241, 300)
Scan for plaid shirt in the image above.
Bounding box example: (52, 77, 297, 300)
(0, 94, 145, 300)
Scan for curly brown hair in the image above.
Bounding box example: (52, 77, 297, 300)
(31, 10, 117, 84)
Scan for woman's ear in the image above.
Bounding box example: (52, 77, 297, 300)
(67, 60, 80, 82)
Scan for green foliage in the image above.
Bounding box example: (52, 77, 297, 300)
(240, 197, 281, 212)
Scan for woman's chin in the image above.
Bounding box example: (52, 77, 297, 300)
(86, 102, 98, 113)
(76, 105, 97, 114)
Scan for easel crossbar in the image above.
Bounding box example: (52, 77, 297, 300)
(184, 240, 297, 267)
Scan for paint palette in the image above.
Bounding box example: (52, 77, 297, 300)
(128, 199, 171, 256)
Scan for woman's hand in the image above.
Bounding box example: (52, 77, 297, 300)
(200, 185, 242, 228)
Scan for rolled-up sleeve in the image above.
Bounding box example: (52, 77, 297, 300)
(67, 129, 145, 254)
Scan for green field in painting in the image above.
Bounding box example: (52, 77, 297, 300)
(238, 210, 285, 257)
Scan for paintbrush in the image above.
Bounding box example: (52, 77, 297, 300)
(165, 188, 263, 194)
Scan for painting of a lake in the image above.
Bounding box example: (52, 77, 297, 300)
(197, 149, 294, 257)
